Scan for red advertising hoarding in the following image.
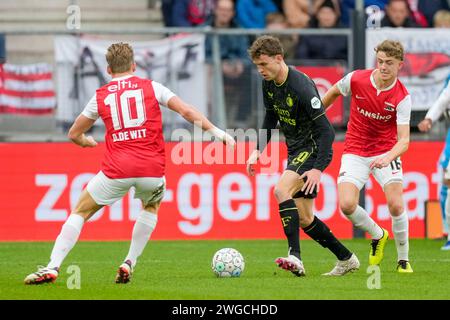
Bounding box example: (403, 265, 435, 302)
(296, 66, 345, 125)
(0, 141, 443, 241)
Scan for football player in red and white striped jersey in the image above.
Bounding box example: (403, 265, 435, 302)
(322, 40, 413, 273)
(24, 42, 235, 285)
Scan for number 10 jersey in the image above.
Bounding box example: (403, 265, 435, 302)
(82, 75, 175, 179)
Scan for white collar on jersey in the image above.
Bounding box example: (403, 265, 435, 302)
(110, 74, 134, 82)
(370, 69, 397, 95)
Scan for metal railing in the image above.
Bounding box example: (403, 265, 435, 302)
(2, 27, 354, 134)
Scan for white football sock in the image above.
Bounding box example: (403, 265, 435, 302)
(346, 205, 384, 239)
(125, 211, 158, 267)
(392, 211, 409, 261)
(47, 214, 85, 269)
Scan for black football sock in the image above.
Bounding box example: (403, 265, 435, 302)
(302, 216, 352, 261)
(279, 199, 301, 260)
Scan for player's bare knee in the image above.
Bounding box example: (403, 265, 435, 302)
(388, 202, 404, 216)
(339, 200, 357, 215)
(274, 186, 290, 203)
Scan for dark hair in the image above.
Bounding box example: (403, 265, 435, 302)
(247, 35, 284, 60)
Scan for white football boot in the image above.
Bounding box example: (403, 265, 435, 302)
(323, 253, 360, 276)
(275, 255, 306, 277)
(24, 266, 59, 285)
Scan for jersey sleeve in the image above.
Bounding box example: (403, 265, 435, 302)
(336, 71, 354, 97)
(396, 95, 412, 125)
(81, 94, 99, 120)
(262, 80, 274, 111)
(298, 74, 326, 121)
(425, 81, 450, 123)
(152, 81, 176, 107)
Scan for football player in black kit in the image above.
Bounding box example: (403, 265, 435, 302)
(246, 35, 359, 276)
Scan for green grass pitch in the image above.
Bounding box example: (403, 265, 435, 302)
(1, 239, 449, 300)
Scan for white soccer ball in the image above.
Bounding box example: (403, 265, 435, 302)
(211, 248, 245, 278)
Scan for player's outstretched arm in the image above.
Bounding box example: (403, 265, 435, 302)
(321, 84, 342, 111)
(68, 114, 98, 148)
(167, 96, 235, 148)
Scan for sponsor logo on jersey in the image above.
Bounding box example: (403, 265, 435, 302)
(356, 106, 392, 121)
(355, 94, 366, 100)
(311, 96, 321, 109)
(267, 91, 274, 98)
(108, 79, 138, 92)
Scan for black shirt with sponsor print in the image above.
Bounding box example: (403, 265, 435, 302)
(257, 66, 335, 171)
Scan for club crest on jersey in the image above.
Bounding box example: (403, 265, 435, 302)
(384, 102, 395, 112)
(286, 95, 294, 107)
(311, 96, 321, 109)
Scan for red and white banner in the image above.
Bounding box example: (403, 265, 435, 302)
(0, 63, 56, 114)
(367, 29, 450, 111)
(0, 141, 443, 241)
(296, 66, 345, 125)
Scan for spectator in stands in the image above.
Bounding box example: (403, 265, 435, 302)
(433, 9, 450, 28)
(295, 0, 347, 62)
(203, 0, 252, 127)
(418, 0, 450, 27)
(340, 0, 389, 27)
(312, 0, 341, 17)
(272, 0, 285, 13)
(381, 0, 419, 27)
(236, 0, 279, 28)
(171, 0, 215, 27)
(266, 12, 297, 60)
(161, 0, 174, 26)
(406, 0, 428, 27)
(282, 0, 311, 28)
(0, 34, 5, 63)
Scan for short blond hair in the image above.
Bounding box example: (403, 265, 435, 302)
(374, 40, 404, 61)
(106, 42, 134, 73)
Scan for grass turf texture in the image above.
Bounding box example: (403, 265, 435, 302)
(1, 239, 449, 300)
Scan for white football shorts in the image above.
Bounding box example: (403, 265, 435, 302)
(337, 153, 403, 190)
(87, 171, 166, 206)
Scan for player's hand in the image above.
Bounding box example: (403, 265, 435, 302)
(369, 156, 390, 170)
(417, 118, 432, 132)
(222, 132, 236, 150)
(246, 149, 260, 176)
(209, 127, 235, 150)
(299, 169, 321, 195)
(84, 135, 98, 148)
